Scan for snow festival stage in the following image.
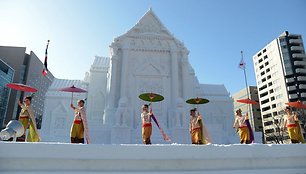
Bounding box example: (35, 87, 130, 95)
(0, 143, 305, 174)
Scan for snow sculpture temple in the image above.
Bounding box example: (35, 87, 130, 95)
(41, 9, 237, 144)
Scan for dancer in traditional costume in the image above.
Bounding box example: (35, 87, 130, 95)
(70, 100, 91, 144)
(141, 104, 153, 144)
(284, 107, 305, 144)
(233, 109, 252, 144)
(189, 108, 212, 144)
(17, 96, 41, 142)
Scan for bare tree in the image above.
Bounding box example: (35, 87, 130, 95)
(264, 113, 289, 144)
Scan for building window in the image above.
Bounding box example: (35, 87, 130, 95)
(258, 52, 262, 57)
(260, 91, 269, 98)
(274, 118, 281, 125)
(271, 65, 276, 71)
(272, 72, 277, 77)
(261, 99, 270, 105)
(273, 79, 280, 84)
(264, 121, 273, 126)
(265, 129, 274, 134)
(261, 71, 265, 76)
(262, 106, 271, 112)
(259, 85, 267, 91)
(267, 75, 271, 80)
(263, 113, 272, 118)
(274, 86, 281, 92)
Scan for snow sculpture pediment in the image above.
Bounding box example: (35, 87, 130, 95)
(111, 8, 189, 53)
(126, 8, 171, 37)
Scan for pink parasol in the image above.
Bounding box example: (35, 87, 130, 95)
(59, 85, 87, 103)
(6, 83, 38, 92)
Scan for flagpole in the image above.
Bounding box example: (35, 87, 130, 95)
(241, 51, 250, 100)
(241, 51, 252, 128)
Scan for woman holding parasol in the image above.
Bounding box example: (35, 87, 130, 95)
(17, 96, 41, 142)
(70, 99, 90, 144)
(59, 85, 90, 144)
(6, 83, 41, 142)
(139, 92, 170, 144)
(233, 108, 252, 144)
(186, 97, 211, 145)
(140, 104, 153, 144)
(283, 105, 305, 144)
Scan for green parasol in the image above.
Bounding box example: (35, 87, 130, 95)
(186, 97, 209, 105)
(139, 92, 164, 103)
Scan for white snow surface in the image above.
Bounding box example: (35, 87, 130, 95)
(0, 142, 305, 173)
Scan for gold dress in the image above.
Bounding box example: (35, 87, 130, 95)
(70, 107, 90, 144)
(141, 111, 152, 144)
(189, 115, 203, 144)
(233, 115, 250, 144)
(17, 104, 40, 142)
(284, 114, 305, 143)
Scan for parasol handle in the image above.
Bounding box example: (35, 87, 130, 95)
(148, 102, 153, 113)
(71, 92, 73, 104)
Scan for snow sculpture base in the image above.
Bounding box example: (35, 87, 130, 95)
(0, 142, 306, 173)
(111, 126, 131, 144)
(171, 127, 189, 144)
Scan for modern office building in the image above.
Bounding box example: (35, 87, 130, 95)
(232, 86, 263, 143)
(0, 58, 14, 128)
(253, 31, 306, 144)
(0, 46, 54, 128)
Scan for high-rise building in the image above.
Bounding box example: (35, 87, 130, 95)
(0, 46, 55, 128)
(232, 86, 263, 143)
(0, 58, 14, 128)
(253, 31, 306, 144)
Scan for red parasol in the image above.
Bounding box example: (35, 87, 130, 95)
(6, 83, 38, 92)
(237, 98, 258, 105)
(59, 85, 87, 103)
(286, 101, 306, 109)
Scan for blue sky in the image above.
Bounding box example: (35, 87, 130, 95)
(1, 0, 305, 95)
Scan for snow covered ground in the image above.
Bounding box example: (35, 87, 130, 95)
(0, 142, 305, 173)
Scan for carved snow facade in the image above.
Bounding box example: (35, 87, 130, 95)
(41, 9, 237, 144)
